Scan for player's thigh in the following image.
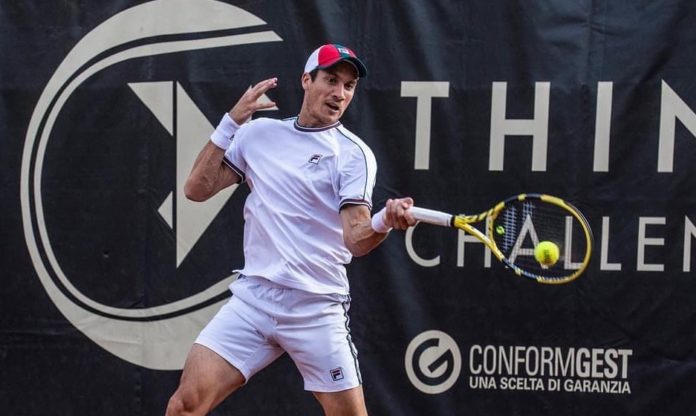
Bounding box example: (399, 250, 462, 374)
(168, 344, 245, 413)
(313, 386, 367, 416)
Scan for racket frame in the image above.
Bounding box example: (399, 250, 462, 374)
(410, 193, 593, 284)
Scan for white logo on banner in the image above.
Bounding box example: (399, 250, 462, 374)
(405, 335, 633, 395)
(405, 330, 462, 394)
(20, 0, 282, 370)
(467, 344, 633, 394)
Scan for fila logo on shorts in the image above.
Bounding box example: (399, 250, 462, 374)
(330, 367, 345, 381)
(308, 154, 322, 164)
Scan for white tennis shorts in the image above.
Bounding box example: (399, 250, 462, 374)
(195, 275, 362, 392)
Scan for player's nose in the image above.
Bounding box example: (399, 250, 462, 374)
(332, 85, 346, 101)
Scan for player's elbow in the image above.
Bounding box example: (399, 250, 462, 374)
(184, 179, 212, 202)
(347, 246, 370, 258)
(344, 239, 373, 258)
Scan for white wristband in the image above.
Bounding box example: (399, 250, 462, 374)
(371, 207, 392, 233)
(210, 113, 241, 150)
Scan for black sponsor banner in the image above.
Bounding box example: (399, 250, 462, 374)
(2, 1, 696, 414)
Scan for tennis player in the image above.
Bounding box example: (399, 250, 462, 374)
(165, 44, 415, 416)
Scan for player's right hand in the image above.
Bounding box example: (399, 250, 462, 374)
(384, 197, 416, 230)
(228, 77, 278, 125)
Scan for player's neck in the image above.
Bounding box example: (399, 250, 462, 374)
(297, 114, 333, 128)
(296, 103, 341, 128)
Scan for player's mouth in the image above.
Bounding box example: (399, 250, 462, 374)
(326, 102, 341, 113)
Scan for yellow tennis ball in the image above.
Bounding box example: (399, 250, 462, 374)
(534, 241, 560, 266)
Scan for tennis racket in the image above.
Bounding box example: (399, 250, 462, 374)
(409, 193, 593, 284)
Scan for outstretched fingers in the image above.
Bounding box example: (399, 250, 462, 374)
(229, 77, 278, 124)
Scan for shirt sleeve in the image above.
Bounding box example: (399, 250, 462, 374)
(222, 124, 248, 183)
(338, 144, 377, 211)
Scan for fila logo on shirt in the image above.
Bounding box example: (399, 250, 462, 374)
(309, 154, 323, 164)
(21, 0, 282, 371)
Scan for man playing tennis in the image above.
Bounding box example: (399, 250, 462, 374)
(166, 43, 416, 416)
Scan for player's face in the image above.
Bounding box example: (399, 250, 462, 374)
(299, 62, 358, 127)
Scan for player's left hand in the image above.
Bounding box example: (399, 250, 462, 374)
(384, 197, 416, 230)
(228, 77, 278, 125)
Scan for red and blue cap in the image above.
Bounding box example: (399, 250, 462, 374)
(304, 43, 368, 78)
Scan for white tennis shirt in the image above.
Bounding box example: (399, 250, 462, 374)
(223, 117, 377, 295)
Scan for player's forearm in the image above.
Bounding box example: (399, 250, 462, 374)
(343, 219, 389, 257)
(184, 141, 230, 201)
(340, 204, 390, 256)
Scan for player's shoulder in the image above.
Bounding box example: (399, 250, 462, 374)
(235, 117, 293, 142)
(335, 124, 361, 142)
(242, 116, 293, 130)
(335, 124, 375, 158)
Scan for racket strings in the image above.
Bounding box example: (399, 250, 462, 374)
(492, 200, 588, 279)
(499, 207, 518, 252)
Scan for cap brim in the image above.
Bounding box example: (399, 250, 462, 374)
(317, 56, 368, 78)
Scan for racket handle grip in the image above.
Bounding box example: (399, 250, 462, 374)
(409, 207, 453, 227)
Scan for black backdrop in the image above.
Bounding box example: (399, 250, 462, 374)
(2, 1, 696, 415)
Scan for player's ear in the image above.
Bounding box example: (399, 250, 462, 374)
(301, 72, 311, 90)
